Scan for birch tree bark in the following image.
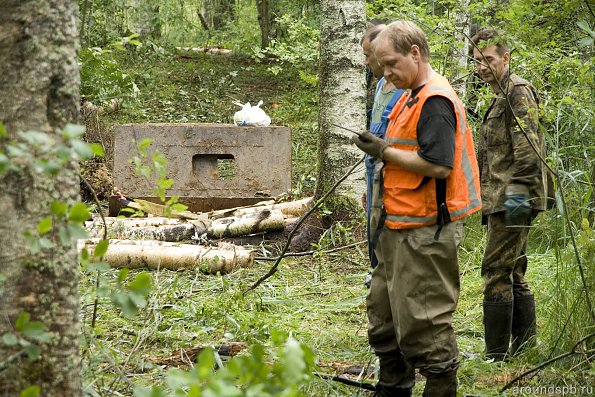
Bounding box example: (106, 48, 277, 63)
(315, 0, 366, 203)
(454, 0, 471, 99)
(130, 0, 161, 39)
(0, 1, 82, 396)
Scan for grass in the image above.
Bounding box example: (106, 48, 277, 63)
(80, 45, 594, 396)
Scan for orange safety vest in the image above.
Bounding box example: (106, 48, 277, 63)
(383, 74, 482, 229)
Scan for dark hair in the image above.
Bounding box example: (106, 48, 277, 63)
(470, 29, 508, 56)
(361, 24, 386, 45)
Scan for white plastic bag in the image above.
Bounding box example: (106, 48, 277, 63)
(233, 100, 271, 127)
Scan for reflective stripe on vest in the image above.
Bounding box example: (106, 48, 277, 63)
(425, 85, 482, 215)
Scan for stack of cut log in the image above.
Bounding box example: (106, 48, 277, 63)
(82, 197, 313, 274)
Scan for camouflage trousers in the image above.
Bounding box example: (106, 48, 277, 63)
(481, 212, 532, 302)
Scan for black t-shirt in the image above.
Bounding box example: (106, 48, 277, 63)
(411, 85, 456, 168)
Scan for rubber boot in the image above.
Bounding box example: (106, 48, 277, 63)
(422, 369, 457, 397)
(483, 300, 513, 361)
(372, 351, 414, 397)
(372, 383, 413, 397)
(510, 294, 536, 356)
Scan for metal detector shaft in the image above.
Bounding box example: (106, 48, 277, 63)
(329, 122, 363, 137)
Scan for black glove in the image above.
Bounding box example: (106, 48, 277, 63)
(504, 194, 532, 226)
(352, 131, 388, 160)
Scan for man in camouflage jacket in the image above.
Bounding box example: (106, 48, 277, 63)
(471, 29, 548, 361)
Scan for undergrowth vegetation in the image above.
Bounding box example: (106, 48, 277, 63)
(76, 0, 593, 396)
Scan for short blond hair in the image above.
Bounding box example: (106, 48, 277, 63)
(380, 20, 430, 61)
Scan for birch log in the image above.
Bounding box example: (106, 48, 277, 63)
(229, 197, 314, 218)
(85, 218, 197, 242)
(207, 209, 285, 238)
(80, 240, 254, 274)
(84, 198, 312, 241)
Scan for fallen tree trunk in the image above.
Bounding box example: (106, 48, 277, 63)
(227, 197, 314, 218)
(86, 217, 185, 228)
(86, 218, 197, 242)
(84, 199, 312, 241)
(117, 195, 313, 221)
(151, 341, 247, 367)
(207, 209, 285, 238)
(79, 240, 254, 273)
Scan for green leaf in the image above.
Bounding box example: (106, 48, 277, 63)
(22, 343, 41, 360)
(15, 312, 30, 331)
(167, 368, 200, 390)
(2, 333, 18, 346)
(89, 143, 105, 157)
(133, 386, 167, 397)
(37, 217, 52, 235)
(83, 261, 111, 273)
(58, 226, 70, 246)
(34, 159, 62, 176)
(0, 152, 9, 175)
(62, 124, 86, 139)
(51, 201, 68, 217)
(171, 203, 189, 212)
(111, 291, 139, 318)
(187, 386, 202, 397)
(21, 131, 53, 147)
(129, 272, 152, 296)
(94, 239, 109, 258)
(22, 321, 50, 343)
(196, 348, 216, 381)
(137, 138, 154, 156)
(117, 268, 129, 283)
(38, 238, 53, 250)
(80, 247, 89, 261)
(577, 20, 595, 35)
(0, 122, 6, 139)
(23, 232, 41, 254)
(19, 385, 40, 397)
(8, 144, 30, 157)
(71, 139, 95, 160)
(66, 223, 89, 240)
(69, 202, 91, 222)
(578, 37, 594, 48)
(280, 337, 306, 384)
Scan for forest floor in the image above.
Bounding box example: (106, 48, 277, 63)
(79, 46, 594, 396)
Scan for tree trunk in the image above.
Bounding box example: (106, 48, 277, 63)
(130, 0, 161, 39)
(256, 0, 272, 49)
(0, 1, 82, 396)
(315, 0, 367, 204)
(80, 239, 255, 274)
(454, 0, 471, 99)
(203, 0, 235, 30)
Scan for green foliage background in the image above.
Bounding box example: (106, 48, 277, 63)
(73, 0, 594, 395)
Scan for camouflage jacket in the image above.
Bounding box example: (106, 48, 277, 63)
(478, 72, 547, 215)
